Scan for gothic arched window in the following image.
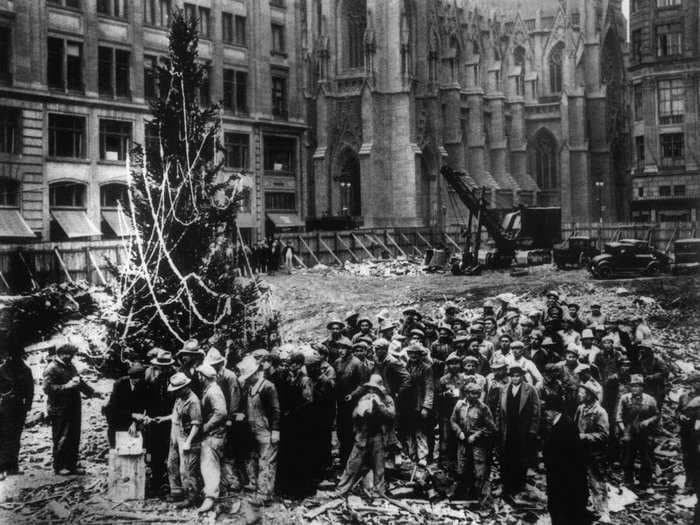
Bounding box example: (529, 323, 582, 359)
(343, 0, 366, 69)
(532, 129, 558, 189)
(549, 42, 564, 93)
(513, 46, 526, 96)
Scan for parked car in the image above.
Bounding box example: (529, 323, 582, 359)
(588, 239, 670, 278)
(671, 238, 700, 274)
(553, 236, 599, 268)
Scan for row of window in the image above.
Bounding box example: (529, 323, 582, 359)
(637, 185, 686, 198)
(635, 133, 685, 170)
(631, 0, 682, 12)
(631, 23, 683, 62)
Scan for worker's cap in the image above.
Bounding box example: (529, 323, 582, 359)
(147, 347, 163, 359)
(519, 317, 534, 327)
(406, 343, 427, 355)
(464, 382, 482, 394)
(546, 290, 560, 299)
(167, 372, 191, 392)
(463, 355, 479, 364)
(483, 299, 496, 309)
(601, 334, 615, 343)
(590, 304, 601, 309)
(470, 322, 484, 333)
(541, 337, 555, 347)
(372, 338, 390, 349)
(128, 363, 146, 377)
(357, 335, 374, 346)
(574, 364, 591, 375)
(422, 317, 438, 330)
(581, 329, 594, 340)
(56, 343, 79, 355)
(444, 302, 460, 313)
(151, 350, 175, 367)
(410, 328, 425, 338)
(377, 309, 391, 322)
(453, 334, 470, 344)
(363, 374, 386, 394)
(391, 334, 407, 342)
(510, 341, 525, 350)
(352, 341, 370, 351)
(326, 318, 345, 330)
(345, 311, 359, 323)
(356, 316, 373, 328)
(305, 352, 323, 367)
(483, 316, 497, 325)
(565, 344, 580, 355)
(180, 338, 200, 353)
(637, 341, 653, 350)
(378, 319, 397, 332)
(629, 374, 644, 385)
(508, 365, 525, 376)
(445, 352, 462, 364)
(196, 363, 217, 379)
(402, 307, 420, 317)
(335, 337, 353, 349)
(251, 348, 270, 360)
(438, 324, 454, 336)
(567, 303, 580, 311)
(451, 318, 469, 329)
(237, 355, 260, 382)
(499, 333, 513, 342)
(204, 347, 226, 366)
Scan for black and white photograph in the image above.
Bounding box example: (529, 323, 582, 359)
(0, 0, 698, 523)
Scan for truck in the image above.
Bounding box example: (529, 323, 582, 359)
(440, 165, 561, 274)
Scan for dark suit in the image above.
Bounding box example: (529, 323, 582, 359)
(542, 415, 590, 525)
(498, 382, 540, 496)
(104, 376, 147, 448)
(0, 358, 34, 472)
(43, 357, 95, 473)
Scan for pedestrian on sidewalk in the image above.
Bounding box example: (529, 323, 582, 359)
(166, 372, 202, 508)
(0, 343, 34, 479)
(196, 364, 227, 513)
(43, 343, 96, 476)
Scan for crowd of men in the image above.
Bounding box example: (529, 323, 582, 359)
(1, 290, 700, 523)
(236, 239, 294, 276)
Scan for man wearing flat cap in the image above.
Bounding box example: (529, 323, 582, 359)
(103, 363, 147, 448)
(575, 382, 611, 523)
(399, 307, 422, 337)
(335, 337, 365, 465)
(498, 364, 540, 501)
(403, 343, 434, 465)
(616, 374, 658, 490)
(437, 353, 468, 471)
(431, 324, 454, 382)
(322, 318, 345, 361)
(635, 342, 668, 411)
(43, 343, 96, 476)
(166, 372, 202, 508)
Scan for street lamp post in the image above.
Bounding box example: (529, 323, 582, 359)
(595, 180, 604, 251)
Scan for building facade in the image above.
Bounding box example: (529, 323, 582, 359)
(0, 0, 306, 244)
(629, 0, 700, 223)
(302, 0, 631, 228)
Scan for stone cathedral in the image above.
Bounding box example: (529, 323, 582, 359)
(300, 0, 630, 229)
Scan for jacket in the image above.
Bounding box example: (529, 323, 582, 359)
(201, 382, 227, 437)
(216, 367, 242, 421)
(172, 389, 202, 442)
(437, 372, 469, 418)
(616, 392, 658, 436)
(104, 376, 147, 430)
(334, 355, 365, 401)
(43, 357, 95, 416)
(245, 376, 281, 435)
(450, 399, 496, 447)
(0, 359, 34, 415)
(574, 401, 609, 459)
(352, 391, 396, 447)
(372, 355, 410, 400)
(498, 382, 541, 446)
(406, 359, 434, 413)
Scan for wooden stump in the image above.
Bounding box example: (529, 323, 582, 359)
(107, 449, 146, 502)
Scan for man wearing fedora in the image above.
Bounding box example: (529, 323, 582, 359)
(144, 349, 176, 498)
(616, 374, 658, 490)
(322, 318, 345, 362)
(351, 316, 375, 344)
(0, 342, 34, 479)
(204, 347, 245, 494)
(334, 374, 396, 498)
(103, 363, 147, 448)
(43, 343, 96, 476)
(176, 339, 206, 398)
(404, 343, 434, 465)
(575, 383, 611, 523)
(238, 355, 280, 503)
(166, 372, 202, 508)
(196, 363, 227, 513)
(498, 364, 540, 501)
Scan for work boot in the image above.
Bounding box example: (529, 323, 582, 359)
(198, 497, 215, 514)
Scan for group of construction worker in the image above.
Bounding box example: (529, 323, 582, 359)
(2, 289, 700, 523)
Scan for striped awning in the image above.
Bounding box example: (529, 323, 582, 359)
(0, 209, 36, 238)
(51, 210, 101, 238)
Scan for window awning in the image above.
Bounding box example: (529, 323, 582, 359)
(51, 210, 101, 238)
(266, 213, 305, 228)
(0, 209, 36, 238)
(101, 210, 135, 237)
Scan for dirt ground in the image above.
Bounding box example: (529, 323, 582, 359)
(0, 266, 698, 524)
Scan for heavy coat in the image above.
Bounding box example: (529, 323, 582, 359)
(371, 355, 410, 401)
(104, 376, 147, 447)
(0, 358, 34, 471)
(498, 382, 541, 447)
(542, 415, 590, 525)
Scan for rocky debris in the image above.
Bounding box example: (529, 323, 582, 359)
(343, 259, 423, 278)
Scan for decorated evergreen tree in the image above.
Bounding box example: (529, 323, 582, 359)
(112, 10, 278, 354)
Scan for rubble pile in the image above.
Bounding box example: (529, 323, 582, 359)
(343, 259, 424, 278)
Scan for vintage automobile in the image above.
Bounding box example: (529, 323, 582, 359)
(552, 235, 599, 268)
(671, 238, 700, 274)
(588, 239, 670, 278)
